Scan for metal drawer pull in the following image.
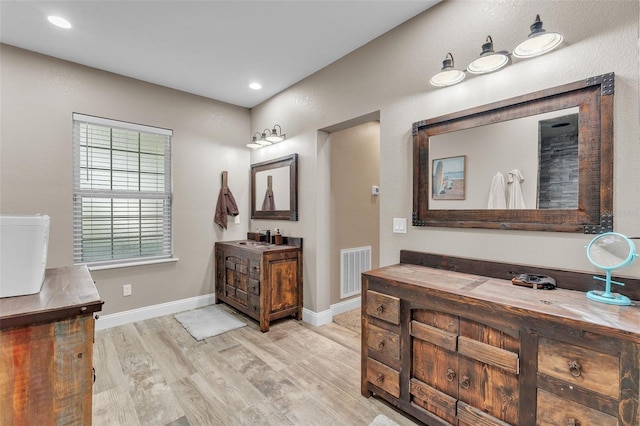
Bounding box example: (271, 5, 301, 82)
(446, 368, 456, 382)
(459, 375, 470, 389)
(567, 418, 580, 426)
(376, 305, 384, 314)
(568, 360, 582, 377)
(376, 373, 384, 384)
(378, 341, 385, 350)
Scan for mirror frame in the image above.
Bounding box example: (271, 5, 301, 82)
(251, 153, 299, 221)
(413, 73, 614, 233)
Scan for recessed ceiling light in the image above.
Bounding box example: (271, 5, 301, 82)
(47, 15, 72, 29)
(249, 82, 262, 90)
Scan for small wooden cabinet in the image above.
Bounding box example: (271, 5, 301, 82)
(362, 262, 640, 426)
(0, 266, 103, 425)
(215, 239, 302, 332)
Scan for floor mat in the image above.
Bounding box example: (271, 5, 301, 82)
(332, 308, 361, 334)
(174, 305, 246, 340)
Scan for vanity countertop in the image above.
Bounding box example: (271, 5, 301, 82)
(364, 263, 640, 343)
(0, 265, 103, 330)
(217, 238, 302, 253)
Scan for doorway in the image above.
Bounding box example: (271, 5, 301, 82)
(329, 121, 380, 306)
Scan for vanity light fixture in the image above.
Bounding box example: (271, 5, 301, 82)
(513, 15, 563, 58)
(430, 14, 563, 88)
(467, 36, 510, 74)
(265, 124, 286, 143)
(246, 132, 268, 149)
(429, 53, 466, 87)
(247, 125, 286, 149)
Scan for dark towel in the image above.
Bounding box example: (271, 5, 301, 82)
(214, 188, 239, 229)
(261, 188, 275, 211)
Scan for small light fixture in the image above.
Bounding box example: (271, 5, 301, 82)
(265, 124, 286, 143)
(430, 52, 466, 87)
(47, 15, 72, 29)
(249, 82, 262, 90)
(256, 131, 272, 146)
(513, 15, 563, 58)
(467, 36, 510, 74)
(247, 132, 269, 149)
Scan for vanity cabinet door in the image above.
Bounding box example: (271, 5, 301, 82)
(410, 310, 519, 426)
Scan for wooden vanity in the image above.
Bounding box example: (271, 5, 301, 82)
(215, 238, 302, 332)
(0, 266, 103, 425)
(361, 252, 639, 426)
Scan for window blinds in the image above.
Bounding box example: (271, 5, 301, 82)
(72, 113, 173, 266)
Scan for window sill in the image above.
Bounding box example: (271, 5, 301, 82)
(86, 257, 179, 271)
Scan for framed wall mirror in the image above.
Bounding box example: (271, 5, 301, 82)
(251, 153, 299, 221)
(413, 73, 614, 233)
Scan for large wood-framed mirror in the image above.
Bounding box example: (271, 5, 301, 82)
(413, 73, 614, 233)
(251, 153, 298, 221)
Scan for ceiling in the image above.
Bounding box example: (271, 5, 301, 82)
(0, 1, 441, 108)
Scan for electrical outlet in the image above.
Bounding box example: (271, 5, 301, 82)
(123, 284, 132, 296)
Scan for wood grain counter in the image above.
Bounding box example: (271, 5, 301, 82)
(1, 266, 103, 425)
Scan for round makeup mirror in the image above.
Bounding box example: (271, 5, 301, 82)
(586, 232, 637, 306)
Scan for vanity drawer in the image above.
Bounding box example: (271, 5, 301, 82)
(249, 258, 260, 279)
(367, 324, 400, 360)
(367, 357, 400, 397)
(538, 337, 620, 399)
(248, 278, 260, 295)
(366, 291, 400, 325)
(537, 388, 617, 426)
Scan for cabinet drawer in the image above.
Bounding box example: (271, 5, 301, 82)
(367, 324, 400, 360)
(367, 358, 400, 397)
(537, 388, 617, 426)
(538, 337, 619, 399)
(248, 278, 260, 295)
(366, 291, 400, 325)
(249, 258, 260, 279)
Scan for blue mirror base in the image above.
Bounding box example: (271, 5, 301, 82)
(586, 290, 631, 306)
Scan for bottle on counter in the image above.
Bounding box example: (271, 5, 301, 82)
(274, 228, 283, 245)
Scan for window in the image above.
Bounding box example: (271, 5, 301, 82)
(73, 113, 172, 266)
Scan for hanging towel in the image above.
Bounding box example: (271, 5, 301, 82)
(488, 172, 507, 209)
(261, 175, 276, 211)
(507, 169, 526, 209)
(214, 187, 239, 229)
(261, 189, 275, 211)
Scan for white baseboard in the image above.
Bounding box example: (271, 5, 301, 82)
(96, 294, 362, 331)
(95, 293, 216, 331)
(302, 296, 361, 327)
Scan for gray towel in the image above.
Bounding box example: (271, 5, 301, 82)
(214, 187, 239, 229)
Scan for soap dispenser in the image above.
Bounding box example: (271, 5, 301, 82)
(274, 228, 283, 245)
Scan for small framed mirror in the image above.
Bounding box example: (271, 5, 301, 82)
(586, 232, 637, 305)
(251, 153, 298, 221)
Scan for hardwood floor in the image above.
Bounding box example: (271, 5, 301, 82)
(92, 306, 419, 426)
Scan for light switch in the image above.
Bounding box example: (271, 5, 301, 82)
(234, 215, 241, 224)
(393, 218, 407, 234)
(372, 185, 380, 196)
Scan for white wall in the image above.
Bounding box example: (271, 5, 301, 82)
(0, 45, 251, 315)
(251, 0, 640, 313)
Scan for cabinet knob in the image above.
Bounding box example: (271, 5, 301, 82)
(378, 341, 385, 350)
(376, 305, 384, 314)
(446, 368, 456, 382)
(376, 373, 384, 384)
(568, 360, 582, 377)
(459, 375, 470, 389)
(567, 418, 580, 426)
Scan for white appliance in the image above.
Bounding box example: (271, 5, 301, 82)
(0, 214, 50, 298)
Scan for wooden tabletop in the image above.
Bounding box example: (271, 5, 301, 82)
(0, 265, 103, 330)
(364, 263, 640, 343)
